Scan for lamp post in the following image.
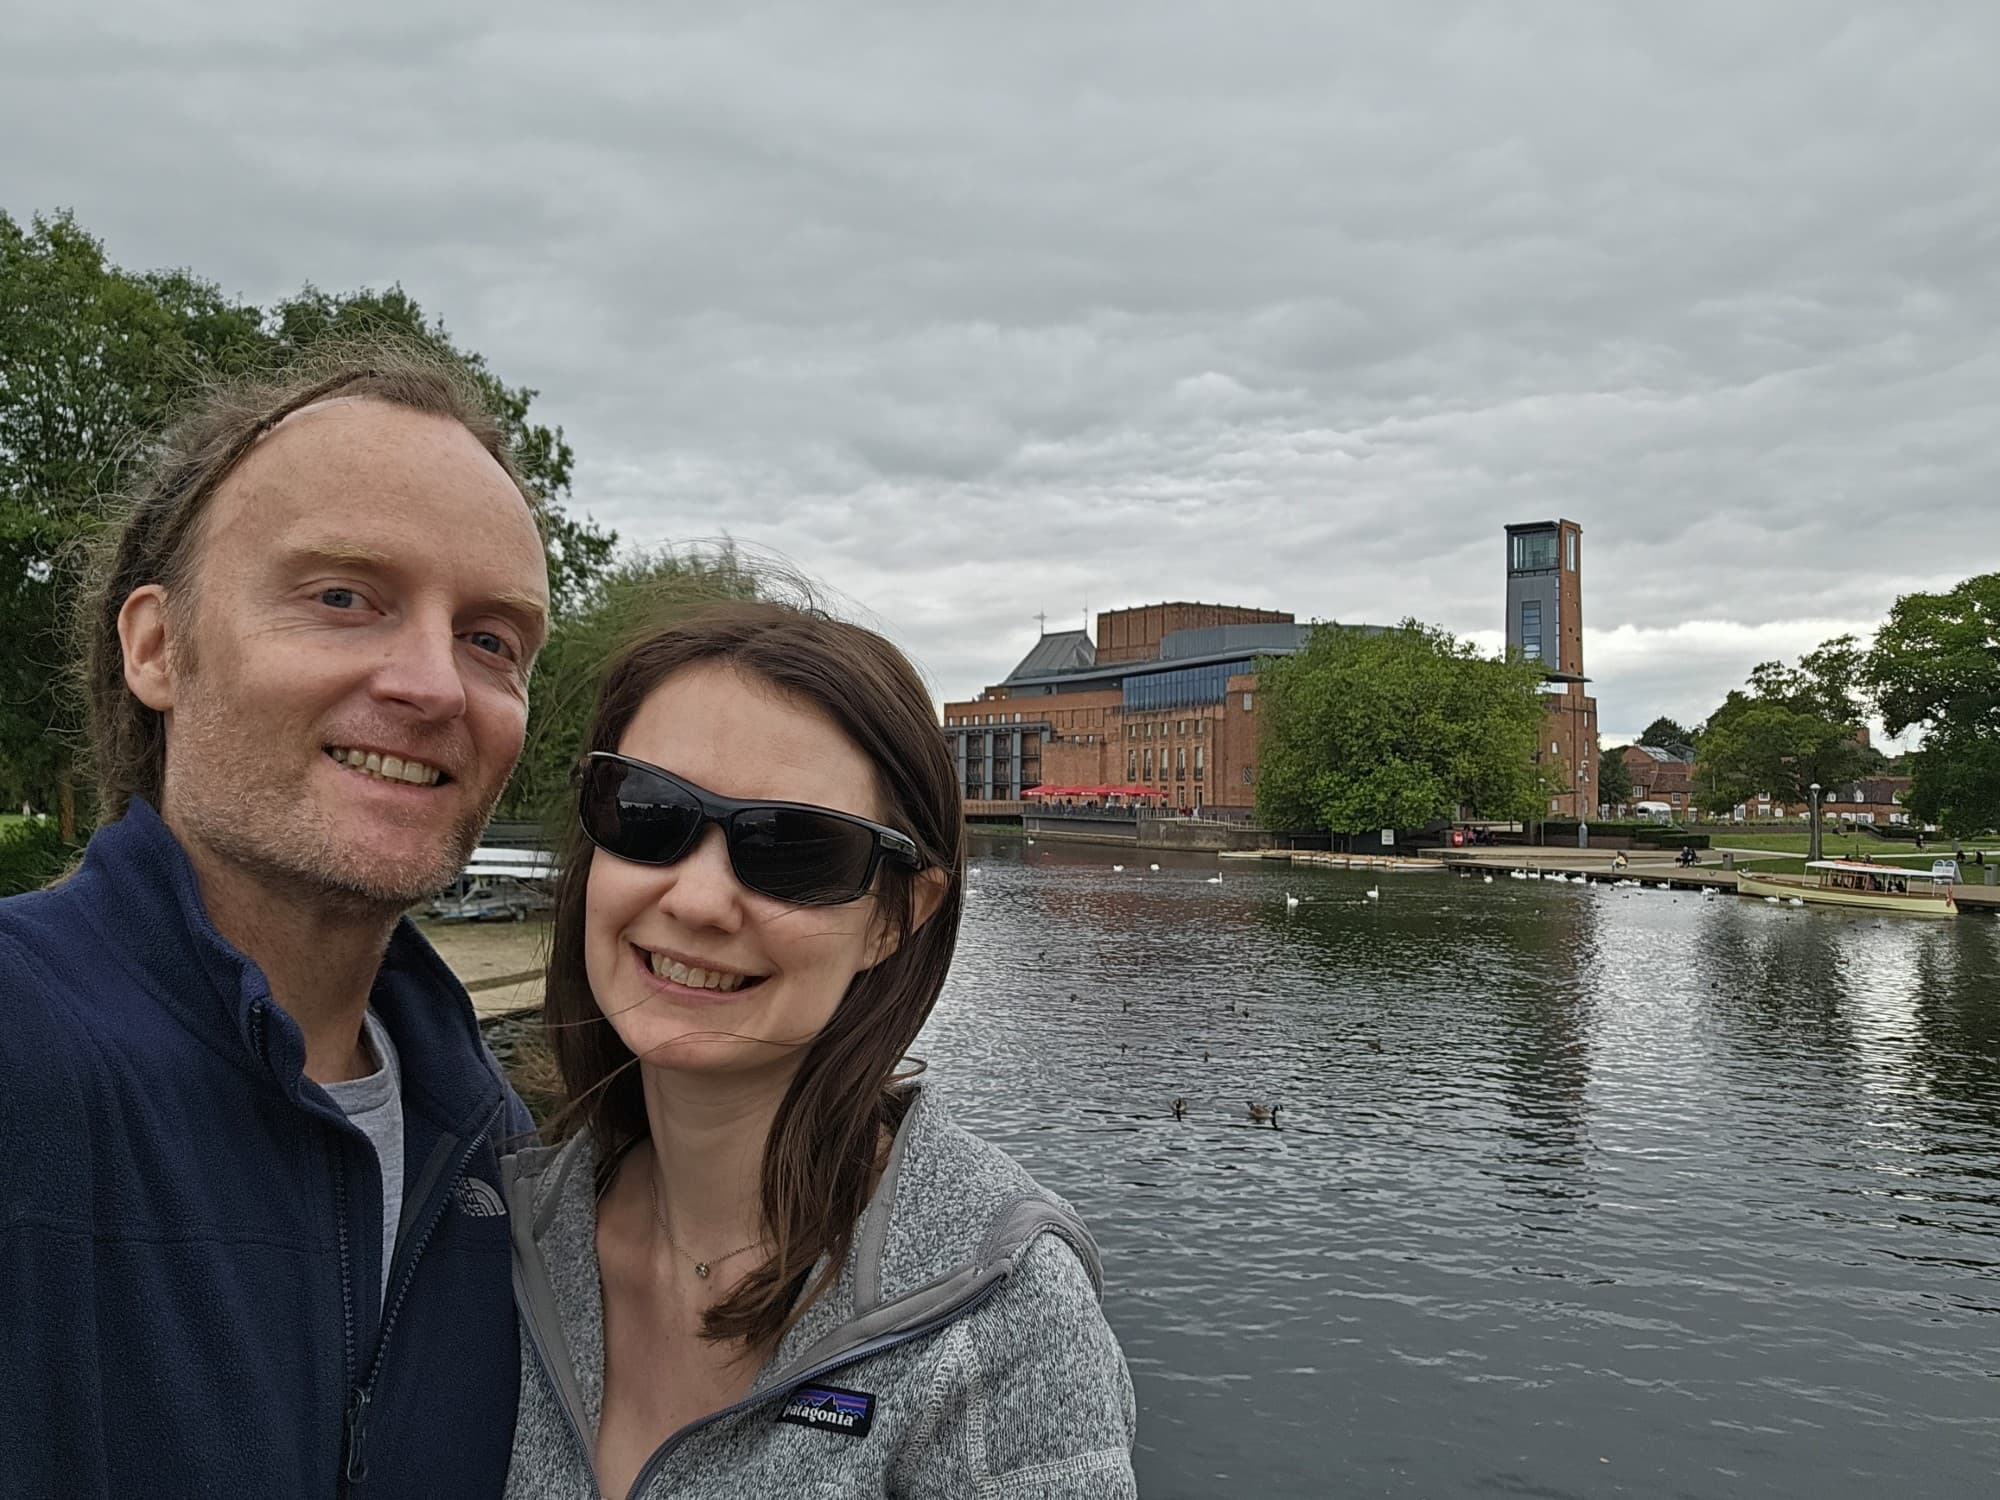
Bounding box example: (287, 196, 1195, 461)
(1808, 782, 1822, 863)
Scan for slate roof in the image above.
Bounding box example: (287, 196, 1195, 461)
(1003, 629, 1096, 682)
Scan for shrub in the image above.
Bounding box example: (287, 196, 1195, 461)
(0, 818, 72, 897)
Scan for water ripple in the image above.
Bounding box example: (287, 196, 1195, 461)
(922, 840, 2000, 1498)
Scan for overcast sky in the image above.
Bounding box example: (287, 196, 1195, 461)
(9, 2, 1997, 742)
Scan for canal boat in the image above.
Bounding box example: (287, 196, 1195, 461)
(1736, 859, 1957, 918)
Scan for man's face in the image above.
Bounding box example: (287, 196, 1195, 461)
(151, 399, 550, 909)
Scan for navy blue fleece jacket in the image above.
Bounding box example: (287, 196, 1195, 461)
(0, 800, 532, 1499)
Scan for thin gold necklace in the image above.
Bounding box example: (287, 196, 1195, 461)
(648, 1171, 763, 1280)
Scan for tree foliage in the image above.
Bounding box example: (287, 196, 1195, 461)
(1596, 745, 1634, 809)
(1637, 716, 1697, 752)
(1254, 620, 1550, 835)
(1862, 572, 2000, 834)
(1693, 635, 1871, 816)
(0, 209, 267, 820)
(0, 208, 615, 828)
(497, 545, 766, 826)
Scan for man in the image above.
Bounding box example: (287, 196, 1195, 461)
(0, 352, 552, 1497)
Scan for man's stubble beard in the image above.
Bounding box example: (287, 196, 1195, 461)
(164, 686, 507, 917)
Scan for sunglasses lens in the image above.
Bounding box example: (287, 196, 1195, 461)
(730, 806, 879, 904)
(581, 758, 703, 864)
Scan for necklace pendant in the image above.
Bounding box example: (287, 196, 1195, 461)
(694, 1262, 710, 1279)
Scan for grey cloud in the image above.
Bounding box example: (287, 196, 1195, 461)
(6, 1, 1998, 734)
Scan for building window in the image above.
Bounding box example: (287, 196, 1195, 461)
(1512, 531, 1559, 571)
(1242, 693, 1253, 711)
(1551, 741, 1559, 756)
(1177, 748, 1186, 776)
(1127, 750, 1137, 780)
(1521, 600, 1543, 662)
(1195, 720, 1205, 736)
(1242, 766, 1255, 785)
(1145, 749, 1154, 780)
(1195, 746, 1205, 780)
(1566, 531, 1577, 572)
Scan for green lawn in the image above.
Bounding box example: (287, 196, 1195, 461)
(1713, 830, 1999, 858)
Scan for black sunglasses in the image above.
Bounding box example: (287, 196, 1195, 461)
(577, 752, 924, 906)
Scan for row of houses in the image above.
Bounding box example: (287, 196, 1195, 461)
(1610, 744, 1916, 825)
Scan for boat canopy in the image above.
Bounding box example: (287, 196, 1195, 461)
(1806, 859, 1949, 880)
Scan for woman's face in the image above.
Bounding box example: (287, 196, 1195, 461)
(583, 662, 905, 1085)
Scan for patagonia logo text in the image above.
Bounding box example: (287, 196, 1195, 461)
(778, 1384, 875, 1438)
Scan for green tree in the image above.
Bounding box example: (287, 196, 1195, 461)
(1597, 745, 1634, 810)
(0, 209, 268, 833)
(1254, 620, 1549, 840)
(1862, 572, 2000, 835)
(497, 545, 766, 825)
(1637, 716, 1696, 751)
(1693, 635, 1872, 849)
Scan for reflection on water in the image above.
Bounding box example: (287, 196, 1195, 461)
(918, 839, 2000, 1499)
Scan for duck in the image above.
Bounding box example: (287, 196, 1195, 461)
(1247, 1101, 1280, 1126)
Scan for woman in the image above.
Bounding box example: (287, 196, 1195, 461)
(503, 601, 1136, 1499)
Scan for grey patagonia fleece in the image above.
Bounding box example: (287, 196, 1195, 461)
(502, 1084, 1137, 1499)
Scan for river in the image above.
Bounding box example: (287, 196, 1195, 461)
(916, 835, 2000, 1498)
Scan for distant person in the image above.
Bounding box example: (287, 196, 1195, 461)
(0, 352, 549, 1497)
(503, 601, 1136, 1497)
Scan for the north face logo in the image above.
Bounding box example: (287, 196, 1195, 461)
(456, 1177, 507, 1218)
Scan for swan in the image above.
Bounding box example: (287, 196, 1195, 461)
(1285, 892, 1299, 910)
(1205, 874, 1224, 885)
(1111, 864, 1124, 873)
(1365, 887, 1380, 900)
(1150, 863, 1161, 872)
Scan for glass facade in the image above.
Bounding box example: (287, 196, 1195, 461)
(1122, 659, 1254, 712)
(1511, 530, 1559, 571)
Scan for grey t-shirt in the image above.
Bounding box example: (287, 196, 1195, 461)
(322, 1009, 405, 1306)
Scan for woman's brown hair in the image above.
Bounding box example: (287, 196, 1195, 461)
(542, 599, 965, 1349)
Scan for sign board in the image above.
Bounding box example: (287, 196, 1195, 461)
(1380, 828, 1395, 847)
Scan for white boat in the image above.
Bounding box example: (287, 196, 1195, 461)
(1736, 859, 1956, 919)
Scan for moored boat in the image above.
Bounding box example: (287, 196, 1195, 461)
(1736, 859, 1957, 918)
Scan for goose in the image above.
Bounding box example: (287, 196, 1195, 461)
(1171, 1098, 1188, 1121)
(1365, 887, 1380, 900)
(1285, 892, 1300, 911)
(1247, 1101, 1280, 1126)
